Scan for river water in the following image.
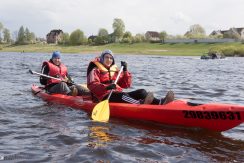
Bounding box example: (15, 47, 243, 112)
(0, 52, 243, 162)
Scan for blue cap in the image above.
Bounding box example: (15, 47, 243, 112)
(100, 49, 115, 65)
(52, 51, 61, 59)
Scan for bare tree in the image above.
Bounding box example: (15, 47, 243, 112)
(112, 18, 125, 42)
(159, 31, 167, 43)
(185, 24, 206, 38)
(0, 22, 4, 43)
(3, 28, 11, 43)
(98, 28, 108, 37)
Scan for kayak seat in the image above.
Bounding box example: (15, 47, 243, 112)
(187, 102, 203, 106)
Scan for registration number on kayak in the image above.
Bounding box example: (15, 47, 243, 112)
(182, 111, 241, 120)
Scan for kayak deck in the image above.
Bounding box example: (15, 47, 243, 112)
(31, 85, 244, 132)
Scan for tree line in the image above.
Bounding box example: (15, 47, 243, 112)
(59, 18, 142, 46)
(0, 22, 11, 43)
(0, 18, 242, 46)
(57, 19, 208, 46)
(0, 22, 36, 44)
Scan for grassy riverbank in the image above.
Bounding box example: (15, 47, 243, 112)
(0, 42, 243, 56)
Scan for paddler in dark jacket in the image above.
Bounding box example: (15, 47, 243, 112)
(40, 51, 90, 96)
(87, 49, 174, 104)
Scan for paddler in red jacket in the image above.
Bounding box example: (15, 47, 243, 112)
(40, 51, 90, 96)
(87, 49, 174, 104)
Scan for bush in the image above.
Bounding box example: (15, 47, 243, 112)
(221, 46, 235, 56)
(235, 47, 244, 57)
(150, 40, 161, 43)
(94, 36, 109, 45)
(208, 47, 221, 54)
(121, 38, 132, 43)
(210, 46, 244, 57)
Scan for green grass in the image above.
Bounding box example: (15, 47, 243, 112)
(1, 42, 244, 56)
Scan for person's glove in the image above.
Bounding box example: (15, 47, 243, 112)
(64, 76, 74, 86)
(121, 61, 127, 71)
(106, 84, 116, 90)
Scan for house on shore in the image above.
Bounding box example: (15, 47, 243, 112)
(145, 31, 160, 41)
(88, 35, 97, 42)
(46, 29, 63, 44)
(210, 27, 244, 40)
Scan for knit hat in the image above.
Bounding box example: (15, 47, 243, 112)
(52, 51, 61, 59)
(100, 49, 115, 65)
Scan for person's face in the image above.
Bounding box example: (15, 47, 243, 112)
(103, 54, 113, 67)
(52, 57, 61, 66)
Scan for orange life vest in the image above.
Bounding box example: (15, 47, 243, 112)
(87, 58, 118, 84)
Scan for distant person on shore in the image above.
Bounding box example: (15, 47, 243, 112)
(87, 49, 174, 104)
(40, 51, 90, 96)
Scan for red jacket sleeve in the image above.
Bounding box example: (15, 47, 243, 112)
(117, 71, 132, 88)
(87, 68, 110, 100)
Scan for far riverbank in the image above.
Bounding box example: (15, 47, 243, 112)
(0, 42, 243, 56)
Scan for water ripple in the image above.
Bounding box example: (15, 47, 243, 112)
(0, 52, 243, 162)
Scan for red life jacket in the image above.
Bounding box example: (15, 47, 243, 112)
(42, 61, 68, 85)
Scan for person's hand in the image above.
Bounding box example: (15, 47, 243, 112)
(121, 61, 127, 71)
(64, 76, 74, 85)
(64, 76, 69, 82)
(106, 84, 116, 90)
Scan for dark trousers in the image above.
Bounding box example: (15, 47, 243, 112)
(47, 82, 90, 96)
(103, 89, 150, 104)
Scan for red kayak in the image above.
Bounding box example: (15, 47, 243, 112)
(31, 85, 244, 132)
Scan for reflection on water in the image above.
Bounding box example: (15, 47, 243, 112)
(108, 119, 244, 162)
(87, 125, 115, 148)
(0, 52, 243, 162)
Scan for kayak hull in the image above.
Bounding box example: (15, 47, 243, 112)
(31, 85, 244, 132)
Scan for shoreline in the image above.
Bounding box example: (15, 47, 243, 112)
(0, 42, 243, 56)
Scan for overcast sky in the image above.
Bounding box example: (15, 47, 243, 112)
(0, 0, 243, 38)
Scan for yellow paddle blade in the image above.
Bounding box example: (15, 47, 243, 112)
(91, 100, 110, 122)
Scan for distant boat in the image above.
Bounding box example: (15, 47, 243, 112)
(201, 52, 225, 59)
